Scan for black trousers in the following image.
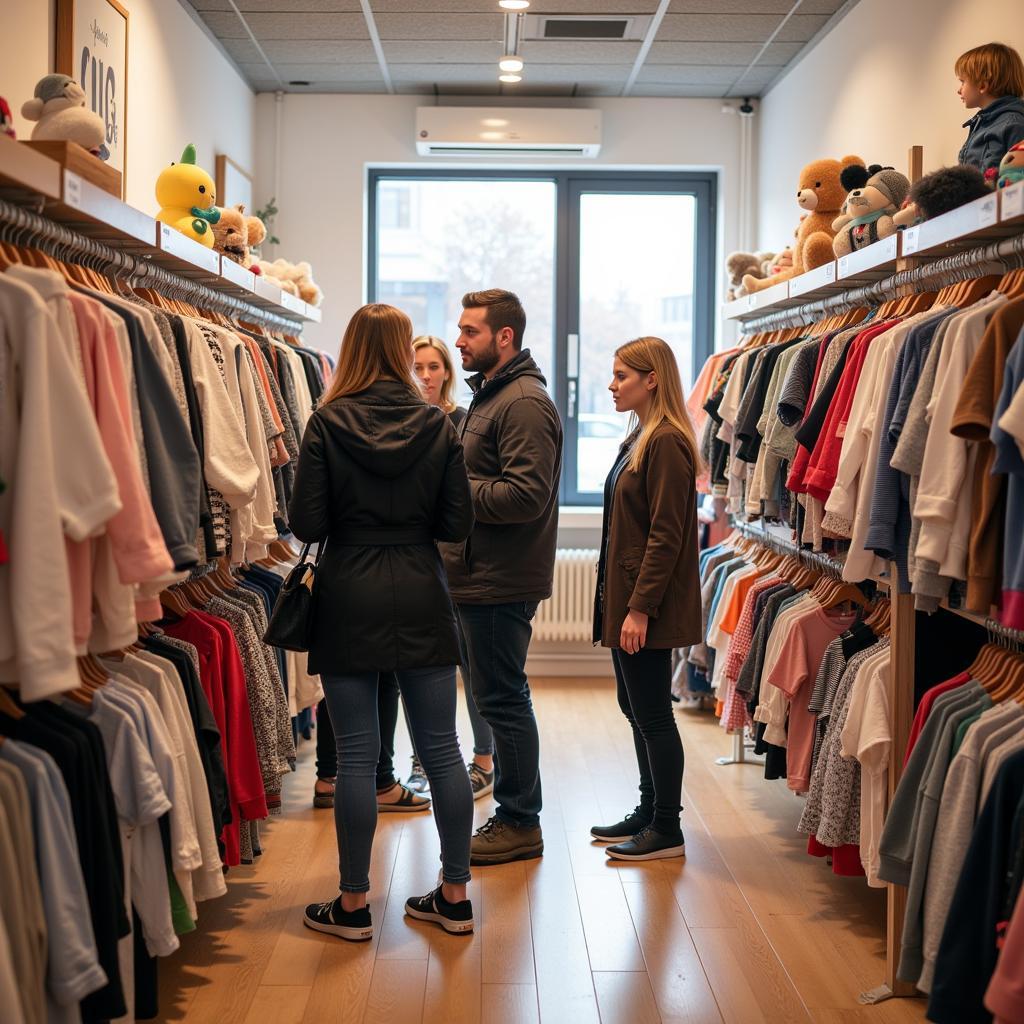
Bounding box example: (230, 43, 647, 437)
(612, 647, 684, 833)
(315, 673, 401, 791)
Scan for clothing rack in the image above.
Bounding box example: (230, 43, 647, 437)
(737, 230, 1024, 335)
(0, 195, 305, 332)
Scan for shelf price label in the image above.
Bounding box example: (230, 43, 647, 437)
(63, 171, 82, 209)
(902, 226, 920, 256)
(1003, 182, 1024, 221)
(978, 194, 997, 227)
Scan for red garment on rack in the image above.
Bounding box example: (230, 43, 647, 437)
(0, 528, 7, 565)
(802, 321, 901, 503)
(163, 610, 267, 866)
(903, 671, 972, 766)
(807, 836, 865, 877)
(785, 331, 839, 494)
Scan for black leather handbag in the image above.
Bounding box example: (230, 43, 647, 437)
(263, 542, 323, 652)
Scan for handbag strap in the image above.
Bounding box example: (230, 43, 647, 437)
(296, 540, 326, 565)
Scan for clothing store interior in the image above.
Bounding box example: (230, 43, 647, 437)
(4, 0, 1024, 1022)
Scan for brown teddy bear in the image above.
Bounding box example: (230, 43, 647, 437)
(832, 165, 910, 256)
(725, 250, 775, 300)
(212, 203, 266, 268)
(743, 154, 864, 293)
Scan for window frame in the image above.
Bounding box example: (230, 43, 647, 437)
(367, 167, 718, 507)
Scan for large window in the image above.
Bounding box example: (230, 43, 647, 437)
(369, 170, 716, 505)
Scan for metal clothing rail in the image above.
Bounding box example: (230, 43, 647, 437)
(0, 195, 304, 332)
(740, 230, 1024, 334)
(733, 519, 850, 578)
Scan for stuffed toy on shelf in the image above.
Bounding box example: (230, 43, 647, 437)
(155, 144, 221, 247)
(897, 165, 992, 226)
(257, 257, 323, 306)
(832, 164, 910, 256)
(743, 154, 864, 293)
(997, 141, 1024, 189)
(212, 203, 266, 269)
(0, 98, 15, 140)
(725, 250, 775, 300)
(20, 74, 107, 158)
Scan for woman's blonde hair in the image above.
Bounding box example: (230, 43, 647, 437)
(413, 335, 458, 413)
(321, 303, 422, 406)
(956, 43, 1024, 97)
(615, 336, 701, 475)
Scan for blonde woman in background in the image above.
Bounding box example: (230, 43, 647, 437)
(590, 336, 703, 862)
(405, 335, 496, 800)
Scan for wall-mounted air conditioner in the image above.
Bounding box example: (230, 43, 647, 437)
(415, 107, 602, 158)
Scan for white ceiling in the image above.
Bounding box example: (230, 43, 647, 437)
(181, 0, 857, 98)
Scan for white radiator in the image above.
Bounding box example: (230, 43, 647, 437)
(535, 548, 600, 643)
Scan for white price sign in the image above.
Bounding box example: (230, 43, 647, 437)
(64, 171, 83, 209)
(1003, 182, 1024, 221)
(902, 227, 920, 256)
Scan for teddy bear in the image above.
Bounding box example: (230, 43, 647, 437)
(769, 247, 793, 274)
(998, 141, 1024, 189)
(21, 74, 107, 158)
(743, 155, 864, 294)
(155, 144, 221, 247)
(832, 164, 910, 256)
(212, 203, 267, 269)
(257, 257, 324, 306)
(725, 250, 775, 300)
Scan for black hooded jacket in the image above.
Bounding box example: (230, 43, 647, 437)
(288, 379, 474, 674)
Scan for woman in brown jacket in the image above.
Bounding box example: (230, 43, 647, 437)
(591, 336, 702, 861)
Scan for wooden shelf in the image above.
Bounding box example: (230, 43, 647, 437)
(837, 234, 899, 283)
(0, 136, 61, 200)
(789, 260, 844, 299)
(901, 191, 1009, 258)
(48, 170, 154, 250)
(0, 138, 318, 324)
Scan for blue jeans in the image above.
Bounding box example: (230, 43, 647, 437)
(321, 666, 473, 893)
(457, 602, 541, 827)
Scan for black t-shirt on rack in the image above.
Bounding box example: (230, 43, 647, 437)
(0, 707, 129, 1022)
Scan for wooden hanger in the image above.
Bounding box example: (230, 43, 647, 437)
(0, 685, 25, 719)
(820, 580, 868, 611)
(160, 587, 192, 618)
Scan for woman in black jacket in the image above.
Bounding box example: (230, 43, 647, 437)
(290, 303, 476, 940)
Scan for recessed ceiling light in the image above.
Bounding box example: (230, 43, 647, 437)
(482, 117, 510, 127)
(499, 55, 524, 73)
(499, 1, 530, 9)
(499, 73, 523, 83)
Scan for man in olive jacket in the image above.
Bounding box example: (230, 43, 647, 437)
(442, 289, 563, 865)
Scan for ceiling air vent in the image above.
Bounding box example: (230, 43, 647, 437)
(522, 14, 652, 41)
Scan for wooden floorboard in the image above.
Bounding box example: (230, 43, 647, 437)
(154, 677, 926, 1023)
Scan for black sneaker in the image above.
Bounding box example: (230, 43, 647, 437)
(302, 896, 373, 941)
(590, 806, 652, 843)
(605, 825, 686, 862)
(467, 761, 494, 800)
(406, 756, 430, 794)
(405, 886, 474, 935)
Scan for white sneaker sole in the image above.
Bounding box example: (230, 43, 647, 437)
(590, 831, 633, 843)
(472, 781, 494, 800)
(605, 843, 686, 862)
(302, 915, 374, 941)
(404, 905, 475, 934)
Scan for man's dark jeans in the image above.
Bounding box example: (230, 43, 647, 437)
(457, 601, 542, 827)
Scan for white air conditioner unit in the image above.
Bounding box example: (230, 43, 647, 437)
(415, 107, 602, 158)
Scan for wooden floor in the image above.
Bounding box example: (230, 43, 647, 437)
(155, 678, 927, 1024)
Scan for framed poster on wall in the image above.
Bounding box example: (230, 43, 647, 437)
(56, 0, 129, 197)
(216, 154, 254, 211)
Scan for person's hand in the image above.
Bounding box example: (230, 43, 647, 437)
(620, 610, 649, 655)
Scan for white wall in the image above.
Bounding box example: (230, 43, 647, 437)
(4, 0, 255, 213)
(255, 93, 747, 354)
(757, 0, 1024, 249)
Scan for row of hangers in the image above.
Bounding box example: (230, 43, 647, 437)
(727, 528, 876, 617)
(966, 619, 1024, 704)
(0, 204, 300, 341)
(738, 234, 1024, 349)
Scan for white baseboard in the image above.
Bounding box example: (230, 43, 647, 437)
(526, 644, 614, 678)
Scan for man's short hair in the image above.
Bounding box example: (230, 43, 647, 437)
(462, 289, 526, 351)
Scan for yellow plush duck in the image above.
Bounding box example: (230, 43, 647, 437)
(155, 144, 221, 247)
